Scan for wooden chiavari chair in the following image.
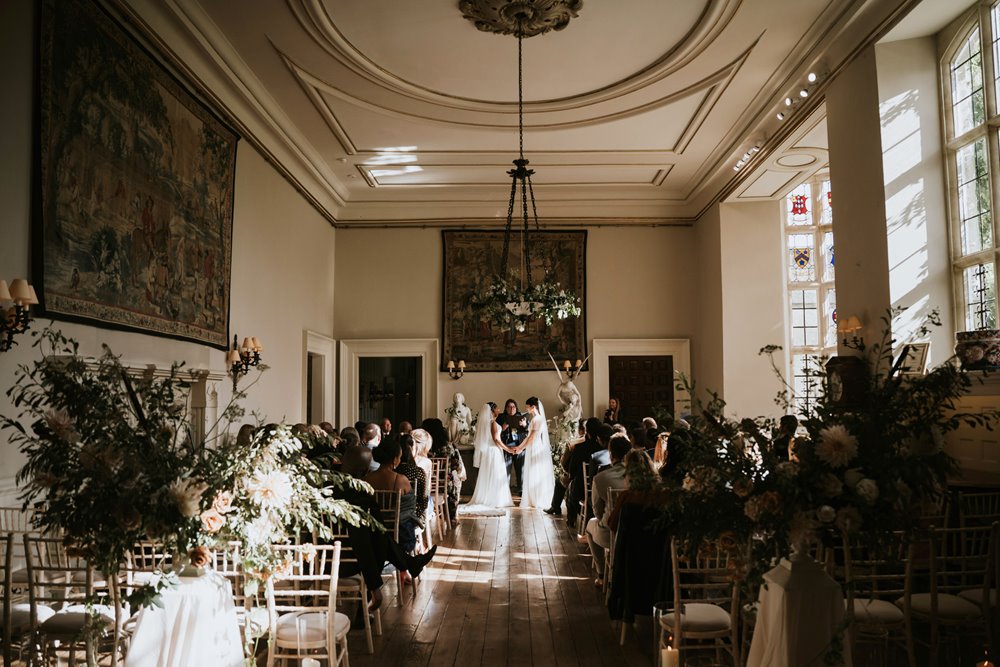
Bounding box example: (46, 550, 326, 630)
(265, 542, 348, 667)
(429, 457, 451, 539)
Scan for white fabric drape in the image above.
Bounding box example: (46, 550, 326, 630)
(472, 403, 494, 469)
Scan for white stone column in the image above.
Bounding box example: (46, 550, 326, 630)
(826, 44, 892, 355)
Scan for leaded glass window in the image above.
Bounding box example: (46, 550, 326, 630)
(956, 138, 992, 255)
(943, 9, 1000, 334)
(964, 263, 998, 330)
(951, 27, 984, 137)
(783, 176, 836, 414)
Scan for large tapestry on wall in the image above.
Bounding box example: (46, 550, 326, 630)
(35, 0, 238, 348)
(442, 230, 587, 371)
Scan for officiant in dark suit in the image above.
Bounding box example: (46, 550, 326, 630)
(500, 398, 527, 492)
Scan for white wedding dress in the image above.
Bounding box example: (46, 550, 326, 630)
(459, 404, 513, 516)
(519, 401, 555, 509)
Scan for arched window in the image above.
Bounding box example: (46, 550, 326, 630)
(783, 176, 836, 412)
(944, 8, 999, 331)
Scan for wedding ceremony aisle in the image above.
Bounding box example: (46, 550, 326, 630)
(349, 507, 647, 666)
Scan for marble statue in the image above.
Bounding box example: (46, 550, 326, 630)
(447, 391, 473, 446)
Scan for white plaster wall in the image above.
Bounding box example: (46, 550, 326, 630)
(876, 37, 954, 366)
(719, 201, 787, 419)
(0, 2, 336, 503)
(333, 226, 699, 423)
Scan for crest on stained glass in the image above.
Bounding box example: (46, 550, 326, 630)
(832, 309, 837, 325)
(791, 194, 809, 220)
(793, 248, 811, 268)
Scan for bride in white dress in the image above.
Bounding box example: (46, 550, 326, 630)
(519, 396, 555, 509)
(461, 402, 513, 515)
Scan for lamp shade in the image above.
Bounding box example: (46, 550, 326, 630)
(226, 349, 240, 364)
(250, 337, 262, 351)
(241, 337, 252, 351)
(9, 279, 30, 303)
(25, 285, 39, 305)
(0, 280, 10, 302)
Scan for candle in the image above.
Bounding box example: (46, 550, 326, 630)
(447, 360, 455, 370)
(458, 360, 466, 369)
(660, 647, 679, 667)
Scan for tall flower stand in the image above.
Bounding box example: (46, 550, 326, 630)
(747, 553, 851, 667)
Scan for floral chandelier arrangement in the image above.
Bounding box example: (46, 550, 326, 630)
(468, 15, 581, 334)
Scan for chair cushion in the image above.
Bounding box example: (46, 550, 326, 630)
(5, 602, 56, 631)
(959, 588, 996, 607)
(39, 605, 115, 635)
(850, 598, 904, 625)
(659, 603, 732, 633)
(898, 593, 982, 620)
(275, 611, 351, 644)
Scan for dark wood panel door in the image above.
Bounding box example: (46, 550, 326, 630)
(608, 355, 674, 423)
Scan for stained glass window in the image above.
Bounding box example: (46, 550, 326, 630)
(788, 234, 815, 282)
(951, 27, 984, 137)
(786, 183, 811, 226)
(824, 289, 837, 348)
(783, 176, 835, 414)
(965, 263, 998, 330)
(956, 138, 992, 255)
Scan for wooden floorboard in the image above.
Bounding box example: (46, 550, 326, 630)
(347, 501, 653, 666)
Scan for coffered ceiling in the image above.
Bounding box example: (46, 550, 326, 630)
(124, 0, 933, 226)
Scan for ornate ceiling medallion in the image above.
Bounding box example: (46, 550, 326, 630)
(459, 0, 583, 38)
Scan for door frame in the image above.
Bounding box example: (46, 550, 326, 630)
(303, 330, 337, 424)
(591, 338, 691, 419)
(338, 339, 439, 427)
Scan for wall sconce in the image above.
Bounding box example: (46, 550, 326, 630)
(447, 360, 465, 380)
(837, 315, 865, 351)
(227, 334, 263, 391)
(562, 358, 584, 380)
(0, 279, 39, 352)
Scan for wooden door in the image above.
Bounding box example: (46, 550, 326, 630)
(608, 355, 674, 423)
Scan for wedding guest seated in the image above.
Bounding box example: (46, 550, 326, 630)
(398, 421, 413, 437)
(338, 426, 361, 452)
(556, 417, 605, 524)
(395, 434, 428, 527)
(642, 417, 657, 431)
(659, 428, 694, 486)
(422, 417, 463, 525)
(588, 424, 614, 478)
(365, 439, 420, 555)
(585, 435, 630, 586)
(380, 416, 395, 445)
(607, 449, 668, 531)
(362, 423, 382, 471)
(611, 423, 628, 437)
(411, 428, 436, 525)
(333, 446, 436, 610)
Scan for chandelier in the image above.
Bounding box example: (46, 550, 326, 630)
(466, 5, 582, 334)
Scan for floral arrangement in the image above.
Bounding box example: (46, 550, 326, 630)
(659, 313, 999, 593)
(195, 423, 375, 590)
(2, 330, 377, 616)
(469, 276, 581, 333)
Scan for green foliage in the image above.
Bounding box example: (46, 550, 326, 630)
(469, 276, 581, 333)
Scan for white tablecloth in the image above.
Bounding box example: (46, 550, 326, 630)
(747, 556, 852, 667)
(125, 571, 245, 667)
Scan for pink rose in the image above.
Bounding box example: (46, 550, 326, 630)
(200, 508, 225, 533)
